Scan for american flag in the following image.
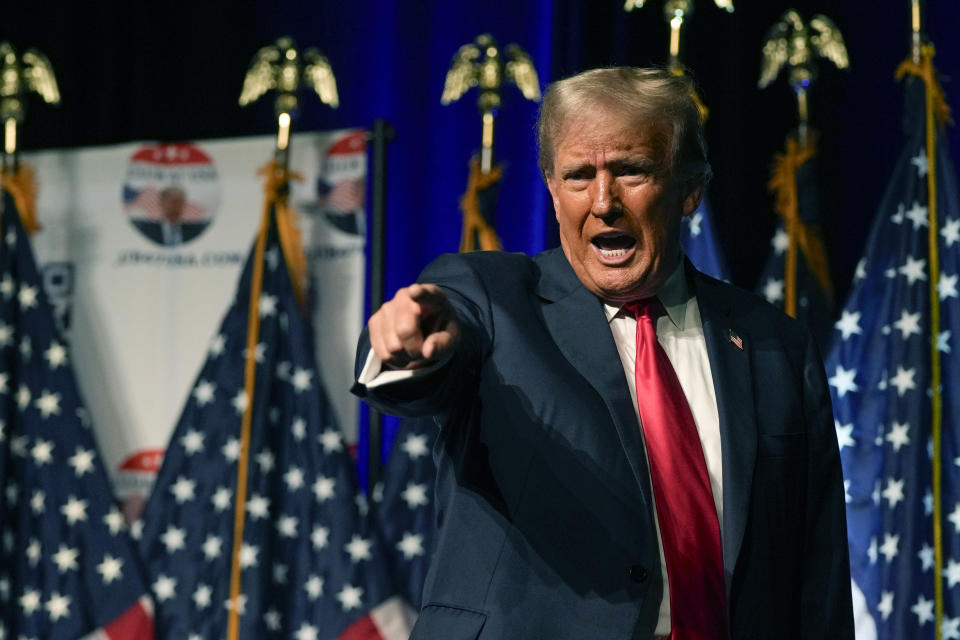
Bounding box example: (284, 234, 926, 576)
(681, 196, 730, 281)
(122, 186, 207, 222)
(826, 70, 960, 638)
(0, 190, 154, 639)
(755, 137, 835, 350)
(137, 207, 410, 639)
(372, 417, 437, 610)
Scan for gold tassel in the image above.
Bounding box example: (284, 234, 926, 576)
(459, 159, 503, 253)
(256, 161, 308, 307)
(0, 164, 41, 235)
(768, 135, 833, 317)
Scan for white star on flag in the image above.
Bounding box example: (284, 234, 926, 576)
(18, 285, 38, 310)
(401, 482, 429, 509)
(881, 478, 905, 509)
(336, 584, 364, 611)
(60, 496, 89, 525)
(202, 535, 223, 560)
(239, 543, 259, 568)
(311, 526, 330, 550)
(34, 390, 61, 418)
(45, 593, 71, 621)
(284, 466, 305, 491)
(312, 476, 335, 502)
(834, 310, 862, 340)
(180, 429, 205, 454)
(318, 429, 344, 453)
(52, 544, 80, 573)
(193, 583, 212, 609)
(942, 218, 960, 247)
(401, 433, 430, 458)
(222, 438, 241, 461)
(304, 575, 324, 600)
(828, 365, 859, 397)
(879, 533, 900, 562)
(247, 494, 271, 519)
(911, 150, 929, 177)
(153, 575, 177, 601)
(762, 278, 784, 304)
(232, 389, 249, 414)
(67, 447, 95, 476)
(291, 367, 312, 392)
(44, 341, 68, 368)
(344, 535, 373, 562)
(893, 309, 922, 339)
(904, 201, 929, 229)
(259, 294, 278, 317)
(193, 380, 216, 406)
(97, 555, 124, 584)
(888, 366, 917, 396)
(939, 272, 959, 300)
(277, 515, 299, 538)
(835, 422, 855, 451)
(31, 438, 54, 465)
(161, 526, 187, 553)
(397, 532, 425, 559)
(170, 476, 196, 504)
(899, 255, 928, 285)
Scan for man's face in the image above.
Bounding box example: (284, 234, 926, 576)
(160, 190, 186, 223)
(546, 108, 700, 303)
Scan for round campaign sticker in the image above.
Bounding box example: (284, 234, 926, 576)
(122, 142, 220, 247)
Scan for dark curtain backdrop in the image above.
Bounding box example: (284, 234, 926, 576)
(5, 0, 960, 478)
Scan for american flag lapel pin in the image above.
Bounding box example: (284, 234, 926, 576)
(728, 328, 743, 351)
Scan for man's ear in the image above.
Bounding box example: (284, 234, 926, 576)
(682, 183, 703, 217)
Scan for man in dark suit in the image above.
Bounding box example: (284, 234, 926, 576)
(354, 67, 853, 639)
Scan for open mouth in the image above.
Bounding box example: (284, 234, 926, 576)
(591, 233, 637, 259)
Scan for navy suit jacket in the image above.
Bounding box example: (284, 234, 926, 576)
(354, 248, 853, 640)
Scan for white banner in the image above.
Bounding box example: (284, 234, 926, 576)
(26, 130, 366, 512)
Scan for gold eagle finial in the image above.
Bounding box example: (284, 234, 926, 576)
(441, 34, 540, 109)
(759, 11, 848, 147)
(239, 37, 339, 169)
(1, 41, 60, 167)
(441, 34, 541, 173)
(758, 10, 848, 90)
(239, 36, 339, 111)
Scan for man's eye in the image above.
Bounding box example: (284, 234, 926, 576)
(563, 170, 591, 181)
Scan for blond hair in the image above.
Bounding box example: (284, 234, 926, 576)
(537, 67, 711, 186)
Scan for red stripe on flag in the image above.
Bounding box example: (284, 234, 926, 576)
(102, 597, 155, 640)
(338, 614, 384, 640)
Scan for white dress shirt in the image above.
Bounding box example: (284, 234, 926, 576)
(603, 261, 723, 637)
(358, 261, 724, 636)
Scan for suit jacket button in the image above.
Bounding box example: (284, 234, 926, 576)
(629, 565, 647, 583)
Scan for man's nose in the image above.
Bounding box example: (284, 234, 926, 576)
(590, 173, 619, 219)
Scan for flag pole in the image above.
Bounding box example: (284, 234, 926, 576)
(367, 118, 394, 489)
(441, 34, 539, 251)
(231, 37, 338, 639)
(758, 11, 847, 317)
(897, 1, 948, 631)
(925, 40, 945, 638)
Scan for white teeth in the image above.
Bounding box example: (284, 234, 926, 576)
(599, 248, 627, 257)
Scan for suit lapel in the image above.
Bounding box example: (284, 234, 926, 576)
(691, 267, 758, 583)
(535, 250, 654, 512)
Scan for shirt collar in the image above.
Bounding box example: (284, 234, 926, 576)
(602, 258, 692, 330)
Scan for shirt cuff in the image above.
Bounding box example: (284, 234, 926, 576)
(357, 349, 447, 389)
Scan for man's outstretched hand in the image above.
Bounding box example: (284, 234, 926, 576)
(368, 284, 460, 370)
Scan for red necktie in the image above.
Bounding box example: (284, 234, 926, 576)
(626, 299, 726, 640)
